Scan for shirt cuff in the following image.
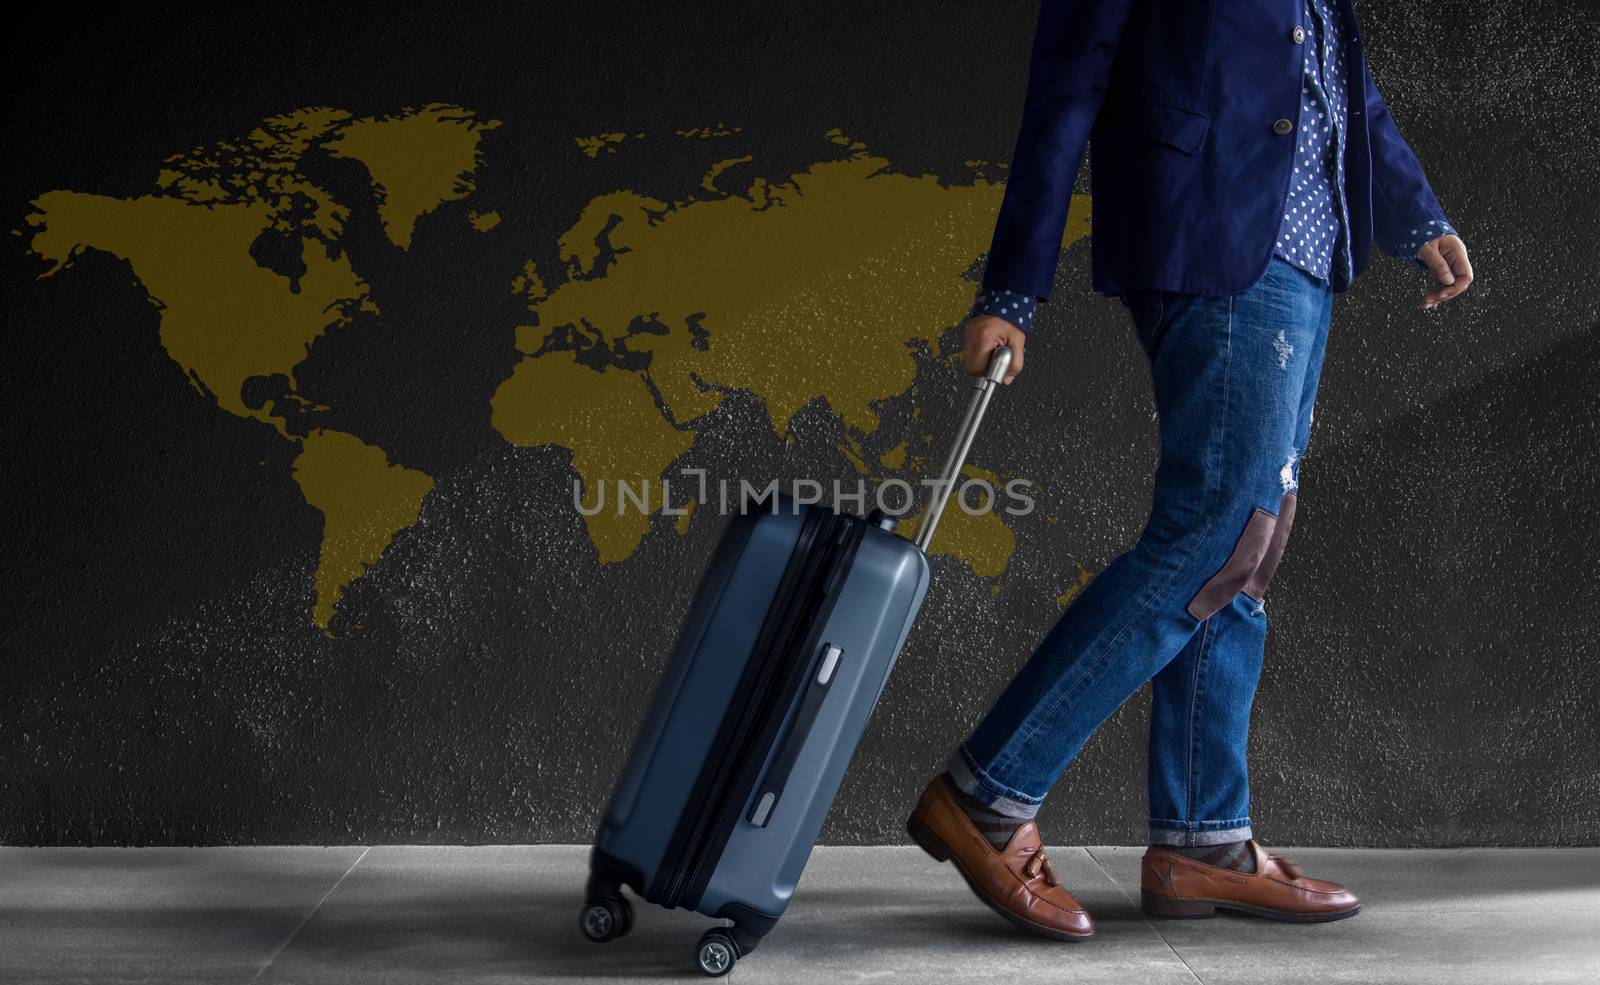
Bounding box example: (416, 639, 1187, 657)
(968, 287, 1038, 334)
(1388, 217, 1458, 271)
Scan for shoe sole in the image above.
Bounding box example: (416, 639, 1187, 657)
(1141, 888, 1361, 923)
(907, 814, 1094, 942)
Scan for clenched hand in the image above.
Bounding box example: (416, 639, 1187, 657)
(962, 314, 1026, 384)
(1418, 234, 1473, 310)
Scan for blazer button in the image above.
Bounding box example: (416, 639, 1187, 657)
(1273, 118, 1295, 135)
(1292, 25, 1306, 43)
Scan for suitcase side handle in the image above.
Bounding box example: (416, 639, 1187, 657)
(912, 343, 1013, 552)
(746, 642, 844, 827)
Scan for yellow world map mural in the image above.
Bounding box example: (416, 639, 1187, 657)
(22, 102, 1091, 632)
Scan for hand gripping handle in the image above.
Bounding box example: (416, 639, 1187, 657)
(912, 344, 1013, 552)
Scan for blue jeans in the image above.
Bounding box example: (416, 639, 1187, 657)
(952, 255, 1334, 845)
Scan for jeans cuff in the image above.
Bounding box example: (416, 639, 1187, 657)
(1147, 819, 1254, 846)
(945, 743, 1043, 820)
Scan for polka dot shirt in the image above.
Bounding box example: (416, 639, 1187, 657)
(969, 0, 1456, 333)
(1271, 0, 1458, 285)
(1275, 0, 1356, 283)
(966, 287, 1036, 333)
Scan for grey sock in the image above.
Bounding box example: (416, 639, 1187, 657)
(1162, 840, 1256, 874)
(942, 772, 1035, 849)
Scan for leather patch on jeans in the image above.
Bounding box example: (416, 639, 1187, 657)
(1186, 507, 1277, 620)
(1244, 491, 1297, 601)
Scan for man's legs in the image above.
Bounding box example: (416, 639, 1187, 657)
(907, 256, 1353, 937)
(1131, 282, 1356, 922)
(1145, 279, 1332, 853)
(946, 256, 1333, 828)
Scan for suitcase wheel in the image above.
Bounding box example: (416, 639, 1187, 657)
(579, 894, 633, 943)
(695, 928, 739, 977)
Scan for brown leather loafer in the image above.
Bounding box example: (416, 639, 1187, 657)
(906, 773, 1094, 941)
(1141, 840, 1361, 922)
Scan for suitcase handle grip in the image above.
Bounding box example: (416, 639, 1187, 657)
(912, 343, 1013, 552)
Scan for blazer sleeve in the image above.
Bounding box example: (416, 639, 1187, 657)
(980, 0, 1137, 303)
(1361, 63, 1458, 270)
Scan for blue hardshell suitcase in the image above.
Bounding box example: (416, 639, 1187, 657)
(582, 347, 1014, 977)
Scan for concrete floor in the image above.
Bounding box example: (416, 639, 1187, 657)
(1, 846, 1596, 984)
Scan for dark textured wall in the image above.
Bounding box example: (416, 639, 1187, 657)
(4, 2, 1596, 847)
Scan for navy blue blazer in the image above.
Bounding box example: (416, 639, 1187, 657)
(983, 0, 1453, 302)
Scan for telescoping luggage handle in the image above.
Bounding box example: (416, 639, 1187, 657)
(745, 345, 1013, 830)
(912, 343, 1014, 553)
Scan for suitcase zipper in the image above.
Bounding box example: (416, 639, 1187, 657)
(655, 507, 861, 910)
(680, 508, 863, 909)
